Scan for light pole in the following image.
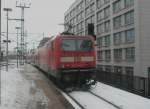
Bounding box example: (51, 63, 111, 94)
(0, 0, 2, 62)
(0, 0, 2, 105)
(15, 27, 20, 68)
(3, 8, 12, 71)
(8, 18, 23, 66)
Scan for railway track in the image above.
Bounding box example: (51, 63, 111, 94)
(35, 65, 85, 109)
(63, 92, 86, 109)
(33, 65, 122, 109)
(65, 90, 122, 109)
(88, 91, 122, 109)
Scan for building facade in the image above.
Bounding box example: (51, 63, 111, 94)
(64, 0, 150, 95)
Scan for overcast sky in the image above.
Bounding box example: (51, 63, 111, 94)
(1, 0, 75, 51)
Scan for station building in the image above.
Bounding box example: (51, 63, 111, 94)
(64, 0, 150, 96)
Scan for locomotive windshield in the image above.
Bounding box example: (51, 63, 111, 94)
(77, 39, 93, 51)
(61, 39, 93, 51)
(61, 39, 76, 51)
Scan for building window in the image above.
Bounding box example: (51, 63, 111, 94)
(77, 2, 83, 12)
(85, 0, 90, 6)
(113, 32, 122, 45)
(73, 27, 76, 33)
(105, 50, 111, 61)
(100, 10, 104, 20)
(85, 17, 91, 27)
(114, 66, 122, 74)
(125, 67, 133, 76)
(65, 16, 67, 22)
(70, 10, 73, 17)
(97, 0, 104, 9)
(104, 0, 110, 4)
(75, 17, 78, 23)
(97, 65, 103, 71)
(113, 15, 122, 29)
(81, 11, 84, 19)
(138, 78, 145, 92)
(73, 17, 76, 24)
(81, 21, 84, 30)
(97, 10, 104, 22)
(104, 6, 110, 18)
(80, 1, 84, 9)
(85, 7, 90, 16)
(113, 0, 122, 13)
(85, 16, 94, 28)
(73, 9, 76, 16)
(97, 37, 103, 47)
(77, 23, 83, 31)
(74, 26, 76, 33)
(104, 35, 110, 47)
(97, 51, 103, 61)
(105, 65, 111, 72)
(77, 12, 83, 22)
(125, 10, 134, 25)
(97, 23, 104, 34)
(79, 12, 84, 21)
(104, 21, 110, 32)
(91, 15, 95, 23)
(114, 49, 122, 61)
(125, 0, 134, 8)
(97, 0, 101, 9)
(125, 29, 135, 43)
(125, 47, 135, 62)
(90, 3, 95, 13)
(70, 19, 74, 25)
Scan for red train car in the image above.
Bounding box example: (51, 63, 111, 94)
(34, 34, 96, 87)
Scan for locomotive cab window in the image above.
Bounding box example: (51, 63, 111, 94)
(61, 39, 76, 51)
(61, 39, 93, 51)
(77, 39, 93, 51)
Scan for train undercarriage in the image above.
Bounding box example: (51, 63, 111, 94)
(57, 68, 97, 91)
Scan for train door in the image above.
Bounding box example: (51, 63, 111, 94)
(148, 67, 150, 96)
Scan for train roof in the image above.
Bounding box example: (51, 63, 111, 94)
(38, 37, 51, 48)
(38, 34, 94, 48)
(59, 35, 94, 40)
(49, 34, 93, 40)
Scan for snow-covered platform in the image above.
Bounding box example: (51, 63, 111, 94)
(0, 63, 73, 109)
(91, 82, 150, 109)
(1, 62, 150, 109)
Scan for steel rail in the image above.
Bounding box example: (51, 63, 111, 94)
(89, 91, 122, 109)
(33, 64, 85, 109)
(32, 64, 121, 109)
(66, 93, 86, 109)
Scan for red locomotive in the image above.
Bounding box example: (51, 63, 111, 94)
(32, 34, 96, 88)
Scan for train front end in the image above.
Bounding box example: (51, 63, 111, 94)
(59, 35, 96, 87)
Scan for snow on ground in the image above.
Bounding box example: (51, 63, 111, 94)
(70, 91, 117, 109)
(0, 63, 49, 109)
(1, 61, 150, 109)
(91, 82, 150, 109)
(62, 92, 82, 109)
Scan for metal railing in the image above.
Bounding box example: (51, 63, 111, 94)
(96, 70, 150, 98)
